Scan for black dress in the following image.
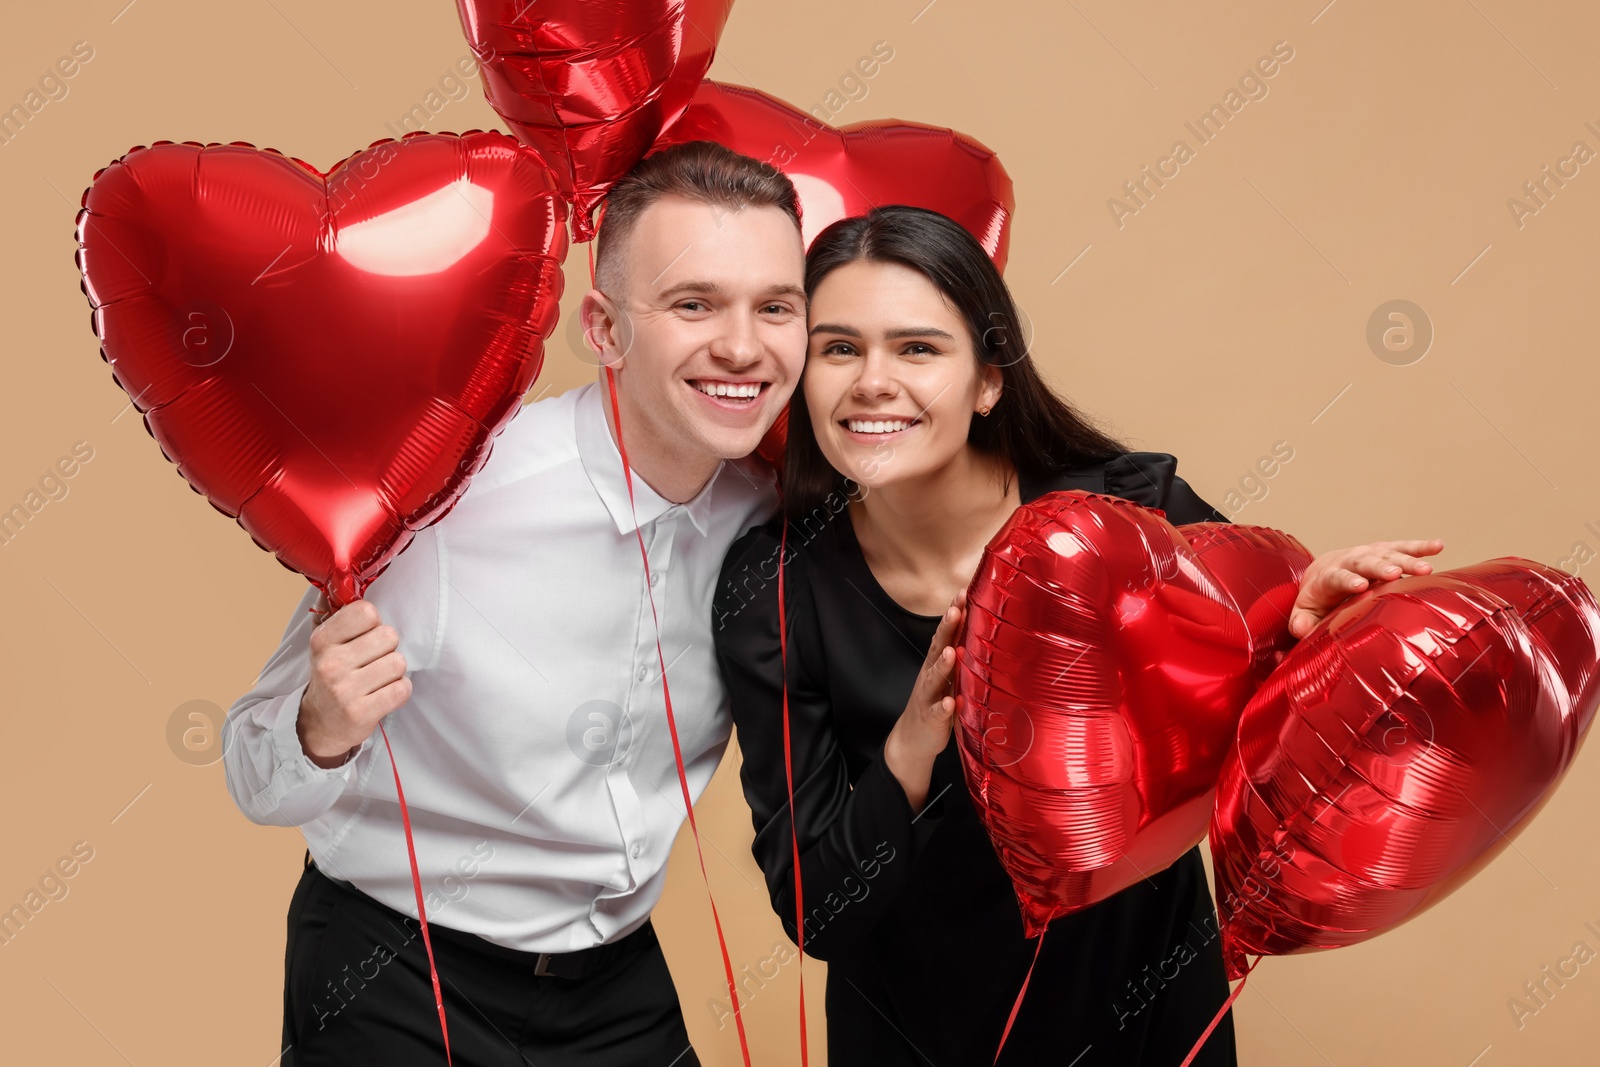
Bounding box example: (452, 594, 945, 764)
(712, 452, 1240, 1067)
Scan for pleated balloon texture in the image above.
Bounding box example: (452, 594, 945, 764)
(457, 0, 734, 241)
(653, 80, 1015, 268)
(75, 132, 568, 608)
(1210, 559, 1600, 978)
(955, 491, 1313, 936)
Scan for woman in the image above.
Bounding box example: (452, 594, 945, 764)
(711, 206, 1442, 1065)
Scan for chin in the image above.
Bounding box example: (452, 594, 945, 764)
(710, 430, 768, 462)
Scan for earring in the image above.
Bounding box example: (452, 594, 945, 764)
(978, 405, 992, 417)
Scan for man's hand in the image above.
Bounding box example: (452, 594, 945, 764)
(1288, 539, 1445, 639)
(297, 593, 412, 769)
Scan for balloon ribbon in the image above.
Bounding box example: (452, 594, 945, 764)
(603, 361, 755, 1066)
(305, 601, 453, 1064)
(778, 521, 811, 1064)
(1179, 954, 1261, 1067)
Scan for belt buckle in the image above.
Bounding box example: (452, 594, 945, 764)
(534, 952, 553, 978)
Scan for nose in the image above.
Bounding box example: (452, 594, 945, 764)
(709, 307, 763, 370)
(851, 348, 898, 401)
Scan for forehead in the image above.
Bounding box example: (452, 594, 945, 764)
(621, 194, 804, 296)
(810, 260, 962, 330)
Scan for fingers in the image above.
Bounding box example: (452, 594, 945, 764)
(1373, 538, 1445, 556)
(1337, 550, 1434, 587)
(368, 676, 415, 720)
(923, 599, 967, 670)
(1323, 566, 1371, 591)
(1292, 539, 1445, 639)
(1288, 608, 1317, 639)
(1341, 558, 1395, 584)
(363, 666, 415, 719)
(913, 645, 961, 717)
(929, 643, 958, 689)
(353, 649, 410, 699)
(312, 598, 384, 646)
(935, 597, 966, 641)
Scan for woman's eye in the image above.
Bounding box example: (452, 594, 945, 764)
(903, 343, 936, 355)
(820, 342, 856, 357)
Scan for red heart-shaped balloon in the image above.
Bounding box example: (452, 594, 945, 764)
(76, 132, 568, 607)
(457, 0, 734, 240)
(954, 490, 1313, 935)
(653, 80, 1014, 268)
(1210, 559, 1600, 978)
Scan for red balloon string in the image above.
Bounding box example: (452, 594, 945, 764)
(601, 362, 754, 1066)
(991, 934, 1044, 1065)
(777, 520, 810, 1065)
(378, 722, 453, 1065)
(306, 596, 452, 1063)
(1178, 954, 1260, 1067)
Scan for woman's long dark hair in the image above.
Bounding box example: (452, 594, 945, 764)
(783, 205, 1128, 516)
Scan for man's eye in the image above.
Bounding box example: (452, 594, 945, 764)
(679, 300, 707, 312)
(761, 303, 790, 315)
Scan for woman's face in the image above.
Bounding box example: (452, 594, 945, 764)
(804, 259, 1001, 491)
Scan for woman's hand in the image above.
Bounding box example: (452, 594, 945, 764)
(884, 590, 967, 813)
(1288, 538, 1445, 638)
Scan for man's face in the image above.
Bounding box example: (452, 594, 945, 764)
(581, 195, 807, 464)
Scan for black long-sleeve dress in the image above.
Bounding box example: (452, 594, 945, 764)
(712, 452, 1241, 1066)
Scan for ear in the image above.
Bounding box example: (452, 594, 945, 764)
(976, 362, 1004, 414)
(578, 288, 628, 368)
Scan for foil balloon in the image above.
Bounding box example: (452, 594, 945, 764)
(653, 80, 1015, 267)
(954, 490, 1313, 936)
(76, 132, 568, 609)
(1210, 559, 1600, 979)
(457, 0, 734, 241)
(755, 404, 787, 476)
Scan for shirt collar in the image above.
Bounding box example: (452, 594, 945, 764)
(574, 379, 721, 538)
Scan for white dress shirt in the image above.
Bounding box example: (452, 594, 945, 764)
(222, 381, 777, 953)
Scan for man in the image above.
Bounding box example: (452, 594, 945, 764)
(222, 140, 808, 1066)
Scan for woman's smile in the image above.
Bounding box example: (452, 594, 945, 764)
(839, 414, 921, 441)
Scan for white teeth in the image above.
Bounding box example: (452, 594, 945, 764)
(846, 419, 913, 434)
(693, 381, 761, 399)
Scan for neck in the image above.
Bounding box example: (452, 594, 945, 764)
(599, 369, 721, 504)
(851, 447, 1018, 568)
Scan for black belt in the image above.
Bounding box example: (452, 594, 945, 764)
(303, 849, 655, 981)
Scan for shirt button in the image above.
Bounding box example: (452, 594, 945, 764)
(649, 571, 661, 587)
(631, 843, 643, 860)
(636, 665, 648, 682)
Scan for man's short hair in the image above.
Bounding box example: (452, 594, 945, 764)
(593, 140, 802, 297)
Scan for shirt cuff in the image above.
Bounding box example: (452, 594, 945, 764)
(267, 684, 371, 790)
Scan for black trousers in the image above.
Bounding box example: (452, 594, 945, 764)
(282, 852, 700, 1067)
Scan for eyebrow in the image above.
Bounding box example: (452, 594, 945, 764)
(659, 280, 722, 300)
(658, 281, 808, 303)
(764, 284, 808, 302)
(808, 323, 956, 340)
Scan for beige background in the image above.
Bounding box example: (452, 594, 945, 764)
(3, 0, 1598, 1063)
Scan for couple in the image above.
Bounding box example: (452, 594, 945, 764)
(224, 141, 1442, 1066)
